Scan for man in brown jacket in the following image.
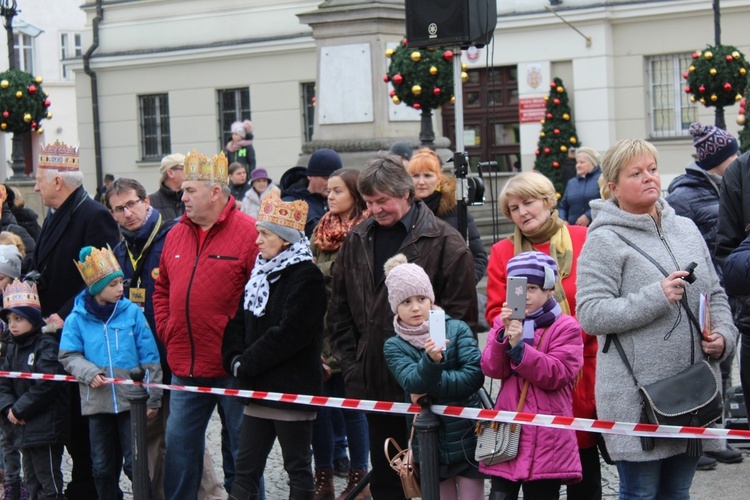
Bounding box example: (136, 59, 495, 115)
(329, 153, 477, 499)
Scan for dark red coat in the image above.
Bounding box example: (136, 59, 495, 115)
(153, 199, 258, 378)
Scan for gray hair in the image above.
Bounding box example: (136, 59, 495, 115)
(41, 168, 84, 189)
(357, 152, 415, 203)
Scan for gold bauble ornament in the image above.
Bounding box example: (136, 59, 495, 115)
(560, 145, 568, 153)
(738, 115, 748, 126)
(392, 95, 401, 104)
(562, 113, 570, 120)
(23, 113, 31, 123)
(36, 127, 43, 135)
(0, 123, 6, 130)
(450, 96, 456, 104)
(556, 86, 564, 93)
(0, 80, 7, 89)
(385, 48, 395, 58)
(710, 68, 717, 76)
(460, 71, 468, 83)
(689, 65, 696, 73)
(736, 94, 743, 102)
(410, 51, 421, 62)
(15, 91, 22, 98)
(704, 51, 713, 59)
(555, 192, 562, 200)
(46, 112, 52, 119)
(733, 51, 741, 59)
(540, 119, 546, 124)
(699, 97, 706, 104)
(711, 94, 718, 102)
(412, 85, 422, 95)
(690, 95, 696, 103)
(540, 132, 546, 137)
(34, 76, 42, 84)
(429, 66, 438, 75)
(544, 95, 549, 102)
(570, 137, 577, 144)
(461, 63, 467, 71)
(741, 68, 747, 76)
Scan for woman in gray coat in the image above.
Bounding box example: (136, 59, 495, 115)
(575, 139, 736, 499)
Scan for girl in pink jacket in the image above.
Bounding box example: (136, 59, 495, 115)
(481, 251, 583, 499)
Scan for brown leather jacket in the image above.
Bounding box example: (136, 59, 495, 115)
(328, 201, 478, 401)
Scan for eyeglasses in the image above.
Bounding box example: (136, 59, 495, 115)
(112, 199, 143, 214)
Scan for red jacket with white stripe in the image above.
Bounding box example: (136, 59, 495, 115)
(153, 199, 258, 378)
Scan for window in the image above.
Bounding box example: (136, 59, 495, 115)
(13, 33, 34, 73)
(648, 54, 698, 137)
(138, 94, 171, 161)
(60, 32, 82, 80)
(301, 82, 315, 142)
(217, 88, 251, 149)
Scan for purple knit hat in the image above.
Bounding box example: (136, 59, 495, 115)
(689, 122, 738, 170)
(507, 251, 558, 290)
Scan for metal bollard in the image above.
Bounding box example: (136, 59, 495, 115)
(129, 367, 150, 500)
(413, 396, 440, 499)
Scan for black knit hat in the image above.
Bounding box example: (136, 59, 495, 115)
(690, 122, 738, 170)
(306, 149, 342, 177)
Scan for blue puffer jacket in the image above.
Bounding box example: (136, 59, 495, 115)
(666, 164, 722, 277)
(58, 292, 162, 416)
(723, 233, 750, 296)
(558, 166, 601, 224)
(383, 315, 484, 466)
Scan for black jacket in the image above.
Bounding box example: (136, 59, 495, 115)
(222, 260, 326, 411)
(280, 167, 327, 238)
(0, 327, 69, 448)
(32, 187, 121, 318)
(0, 204, 35, 255)
(148, 183, 185, 222)
(716, 151, 750, 330)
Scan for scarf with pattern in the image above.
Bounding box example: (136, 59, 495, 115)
(312, 210, 369, 253)
(521, 297, 561, 345)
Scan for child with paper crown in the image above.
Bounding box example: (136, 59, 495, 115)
(382, 254, 486, 500)
(59, 246, 162, 499)
(0, 279, 69, 500)
(480, 251, 583, 498)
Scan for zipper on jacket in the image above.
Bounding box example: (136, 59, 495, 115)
(651, 216, 680, 271)
(103, 301, 120, 413)
(185, 224, 216, 377)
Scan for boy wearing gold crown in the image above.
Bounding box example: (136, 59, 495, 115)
(0, 279, 69, 500)
(58, 246, 162, 500)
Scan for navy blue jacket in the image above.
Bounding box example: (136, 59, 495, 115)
(724, 233, 750, 297)
(279, 166, 327, 238)
(558, 166, 601, 224)
(0, 327, 69, 448)
(666, 164, 722, 277)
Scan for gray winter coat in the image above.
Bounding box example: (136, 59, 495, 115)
(576, 198, 736, 462)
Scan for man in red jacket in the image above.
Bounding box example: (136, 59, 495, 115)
(153, 150, 259, 500)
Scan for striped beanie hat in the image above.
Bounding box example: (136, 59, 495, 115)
(507, 251, 557, 290)
(689, 122, 738, 170)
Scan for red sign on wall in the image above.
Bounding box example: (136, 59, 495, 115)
(518, 97, 547, 124)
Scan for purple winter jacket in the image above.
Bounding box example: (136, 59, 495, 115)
(480, 314, 583, 483)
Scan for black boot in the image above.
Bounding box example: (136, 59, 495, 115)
(229, 482, 260, 500)
(489, 491, 516, 500)
(290, 485, 316, 500)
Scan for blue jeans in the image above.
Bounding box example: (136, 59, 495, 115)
(89, 412, 138, 500)
(616, 454, 700, 499)
(311, 374, 369, 470)
(164, 376, 245, 500)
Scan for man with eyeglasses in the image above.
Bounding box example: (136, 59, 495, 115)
(150, 153, 186, 221)
(31, 141, 120, 500)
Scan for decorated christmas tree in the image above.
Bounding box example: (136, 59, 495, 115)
(0, 69, 51, 135)
(737, 94, 750, 153)
(534, 77, 580, 196)
(384, 40, 456, 110)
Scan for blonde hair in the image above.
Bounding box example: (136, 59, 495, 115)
(598, 175, 611, 200)
(499, 171, 557, 220)
(601, 139, 659, 187)
(407, 148, 442, 178)
(575, 147, 602, 169)
(10, 187, 24, 208)
(0, 231, 25, 258)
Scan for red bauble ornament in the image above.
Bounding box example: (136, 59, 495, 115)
(726, 55, 734, 62)
(433, 87, 441, 96)
(692, 52, 700, 59)
(1, 111, 7, 119)
(535, 150, 541, 156)
(546, 112, 553, 119)
(389, 90, 396, 97)
(402, 39, 408, 46)
(550, 82, 557, 88)
(31, 121, 37, 129)
(724, 82, 733, 92)
(393, 74, 403, 85)
(44, 99, 51, 107)
(553, 128, 560, 134)
(383, 75, 390, 83)
(443, 50, 453, 62)
(740, 107, 746, 115)
(742, 99, 747, 107)
(552, 161, 560, 168)
(544, 147, 551, 154)
(413, 102, 421, 110)
(683, 71, 689, 79)
(553, 98, 560, 105)
(699, 85, 706, 93)
(28, 85, 36, 94)
(684, 86, 691, 93)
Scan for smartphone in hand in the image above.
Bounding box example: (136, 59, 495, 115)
(428, 309, 446, 350)
(507, 276, 527, 320)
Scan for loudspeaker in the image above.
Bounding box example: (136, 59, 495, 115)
(405, 0, 497, 49)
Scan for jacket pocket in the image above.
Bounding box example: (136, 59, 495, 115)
(207, 255, 239, 261)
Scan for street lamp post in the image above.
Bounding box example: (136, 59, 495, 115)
(0, 0, 28, 180)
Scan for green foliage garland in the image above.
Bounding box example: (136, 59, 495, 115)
(385, 40, 454, 110)
(0, 69, 50, 135)
(684, 45, 748, 109)
(533, 77, 580, 196)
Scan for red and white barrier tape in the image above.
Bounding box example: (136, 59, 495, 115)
(2, 370, 749, 441)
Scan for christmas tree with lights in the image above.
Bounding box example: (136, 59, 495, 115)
(737, 93, 750, 153)
(534, 77, 580, 196)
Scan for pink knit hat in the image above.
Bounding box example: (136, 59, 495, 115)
(384, 254, 435, 313)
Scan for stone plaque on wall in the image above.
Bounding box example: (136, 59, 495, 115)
(318, 43, 374, 124)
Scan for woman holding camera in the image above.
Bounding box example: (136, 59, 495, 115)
(485, 171, 600, 499)
(576, 139, 736, 498)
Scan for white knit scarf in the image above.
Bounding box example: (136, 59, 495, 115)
(244, 238, 313, 316)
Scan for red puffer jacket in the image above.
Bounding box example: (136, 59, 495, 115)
(153, 200, 259, 378)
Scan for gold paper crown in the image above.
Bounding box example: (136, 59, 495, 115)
(3, 279, 40, 310)
(74, 246, 122, 288)
(258, 194, 308, 232)
(39, 141, 80, 171)
(184, 150, 229, 185)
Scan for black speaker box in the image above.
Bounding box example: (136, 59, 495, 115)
(405, 0, 497, 49)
